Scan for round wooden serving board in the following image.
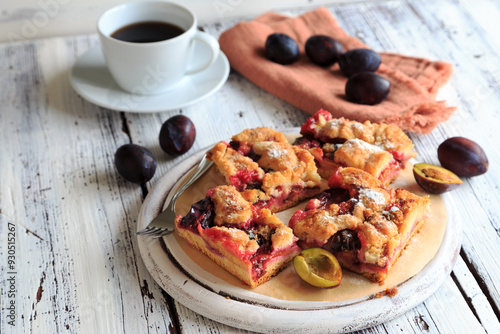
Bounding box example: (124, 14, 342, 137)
(137, 128, 462, 333)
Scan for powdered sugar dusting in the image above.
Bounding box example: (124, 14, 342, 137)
(384, 140, 395, 149)
(382, 205, 401, 218)
(358, 188, 387, 205)
(352, 123, 365, 132)
(225, 197, 238, 207)
(378, 140, 395, 150)
(267, 146, 287, 159)
(325, 119, 342, 130)
(342, 139, 383, 152)
(318, 213, 336, 226)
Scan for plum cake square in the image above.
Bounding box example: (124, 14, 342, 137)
(294, 109, 416, 185)
(289, 167, 430, 283)
(175, 185, 301, 288)
(207, 127, 323, 213)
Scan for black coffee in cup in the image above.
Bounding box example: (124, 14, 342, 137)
(98, 1, 219, 94)
(111, 21, 184, 43)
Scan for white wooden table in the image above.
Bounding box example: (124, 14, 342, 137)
(1, 0, 499, 333)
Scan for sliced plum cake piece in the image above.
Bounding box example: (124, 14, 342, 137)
(294, 109, 416, 185)
(175, 185, 301, 288)
(289, 167, 430, 283)
(207, 127, 322, 213)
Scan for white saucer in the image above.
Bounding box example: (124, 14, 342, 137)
(70, 42, 230, 113)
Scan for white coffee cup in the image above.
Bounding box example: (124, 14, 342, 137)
(97, 1, 219, 95)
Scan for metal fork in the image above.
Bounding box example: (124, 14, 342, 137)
(136, 155, 213, 238)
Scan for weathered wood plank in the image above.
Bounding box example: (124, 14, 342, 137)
(452, 258, 500, 333)
(0, 36, 176, 333)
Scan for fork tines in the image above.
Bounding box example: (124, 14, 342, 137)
(137, 226, 174, 238)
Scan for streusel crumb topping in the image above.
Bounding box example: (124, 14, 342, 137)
(208, 142, 265, 183)
(253, 141, 298, 171)
(303, 110, 416, 162)
(209, 226, 260, 253)
(210, 186, 253, 227)
(334, 139, 394, 178)
(232, 127, 288, 144)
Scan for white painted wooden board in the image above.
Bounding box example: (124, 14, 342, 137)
(0, 0, 499, 333)
(0, 0, 356, 43)
(136, 144, 463, 333)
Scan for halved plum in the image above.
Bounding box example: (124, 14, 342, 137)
(413, 163, 463, 194)
(293, 248, 342, 288)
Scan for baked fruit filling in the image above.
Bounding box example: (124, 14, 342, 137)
(289, 167, 430, 283)
(207, 127, 323, 213)
(294, 109, 416, 185)
(175, 185, 301, 288)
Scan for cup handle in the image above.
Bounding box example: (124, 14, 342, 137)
(185, 31, 220, 75)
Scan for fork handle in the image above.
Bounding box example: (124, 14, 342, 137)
(168, 155, 214, 208)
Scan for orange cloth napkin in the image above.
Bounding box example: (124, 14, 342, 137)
(219, 7, 456, 133)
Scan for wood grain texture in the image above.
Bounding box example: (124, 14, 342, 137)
(0, 0, 499, 333)
(0, 36, 176, 333)
(0, 0, 352, 43)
